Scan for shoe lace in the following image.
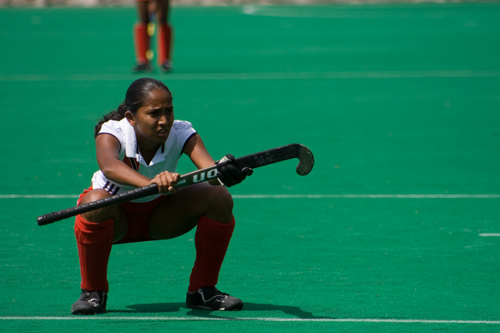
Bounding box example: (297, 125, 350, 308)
(202, 287, 229, 303)
(81, 290, 102, 302)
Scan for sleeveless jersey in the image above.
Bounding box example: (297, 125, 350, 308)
(91, 118, 197, 202)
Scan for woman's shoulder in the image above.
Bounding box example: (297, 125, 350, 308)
(100, 118, 129, 134)
(171, 120, 196, 135)
(172, 119, 193, 129)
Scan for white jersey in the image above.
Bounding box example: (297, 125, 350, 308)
(91, 118, 197, 202)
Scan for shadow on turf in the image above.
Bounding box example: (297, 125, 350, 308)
(109, 302, 329, 319)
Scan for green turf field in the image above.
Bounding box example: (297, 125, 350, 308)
(1, 3, 500, 332)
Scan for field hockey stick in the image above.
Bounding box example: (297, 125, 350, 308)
(36, 143, 314, 226)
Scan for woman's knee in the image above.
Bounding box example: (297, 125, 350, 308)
(210, 185, 233, 207)
(204, 185, 234, 222)
(80, 189, 116, 222)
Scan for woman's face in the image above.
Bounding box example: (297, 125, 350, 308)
(127, 87, 174, 147)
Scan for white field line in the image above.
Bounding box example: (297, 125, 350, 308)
(1, 70, 500, 82)
(2, 194, 500, 199)
(479, 233, 500, 237)
(241, 3, 500, 18)
(1, 194, 500, 199)
(0, 194, 79, 198)
(0, 316, 499, 324)
(232, 194, 500, 199)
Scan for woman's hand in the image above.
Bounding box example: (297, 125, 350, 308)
(216, 155, 253, 187)
(151, 171, 180, 195)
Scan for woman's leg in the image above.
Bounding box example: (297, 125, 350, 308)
(149, 183, 234, 290)
(148, 183, 233, 240)
(72, 189, 128, 314)
(148, 183, 242, 310)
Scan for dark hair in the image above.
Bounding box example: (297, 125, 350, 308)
(94, 78, 172, 137)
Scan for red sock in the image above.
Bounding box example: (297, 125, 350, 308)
(188, 216, 235, 293)
(74, 215, 114, 292)
(157, 23, 172, 65)
(134, 23, 150, 64)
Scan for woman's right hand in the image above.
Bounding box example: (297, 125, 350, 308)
(151, 171, 180, 195)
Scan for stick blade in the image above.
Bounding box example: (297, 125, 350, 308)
(296, 144, 314, 176)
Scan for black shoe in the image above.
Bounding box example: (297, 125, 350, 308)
(133, 62, 152, 73)
(71, 290, 107, 315)
(159, 60, 172, 73)
(186, 287, 243, 311)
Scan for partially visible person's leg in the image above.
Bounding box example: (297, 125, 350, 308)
(133, 0, 152, 72)
(156, 0, 173, 72)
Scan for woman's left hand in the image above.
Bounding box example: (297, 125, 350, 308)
(216, 155, 253, 187)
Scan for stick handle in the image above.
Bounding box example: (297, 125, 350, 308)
(36, 184, 159, 226)
(36, 143, 314, 226)
(36, 164, 222, 226)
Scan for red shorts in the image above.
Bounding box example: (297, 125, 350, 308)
(77, 187, 167, 244)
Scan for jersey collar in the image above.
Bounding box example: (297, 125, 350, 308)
(123, 119, 167, 165)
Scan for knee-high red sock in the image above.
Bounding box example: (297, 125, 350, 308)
(157, 23, 172, 65)
(188, 216, 235, 292)
(134, 23, 150, 64)
(74, 215, 114, 292)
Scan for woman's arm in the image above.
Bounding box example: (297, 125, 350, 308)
(182, 133, 252, 187)
(182, 134, 216, 168)
(95, 133, 152, 188)
(182, 134, 221, 185)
